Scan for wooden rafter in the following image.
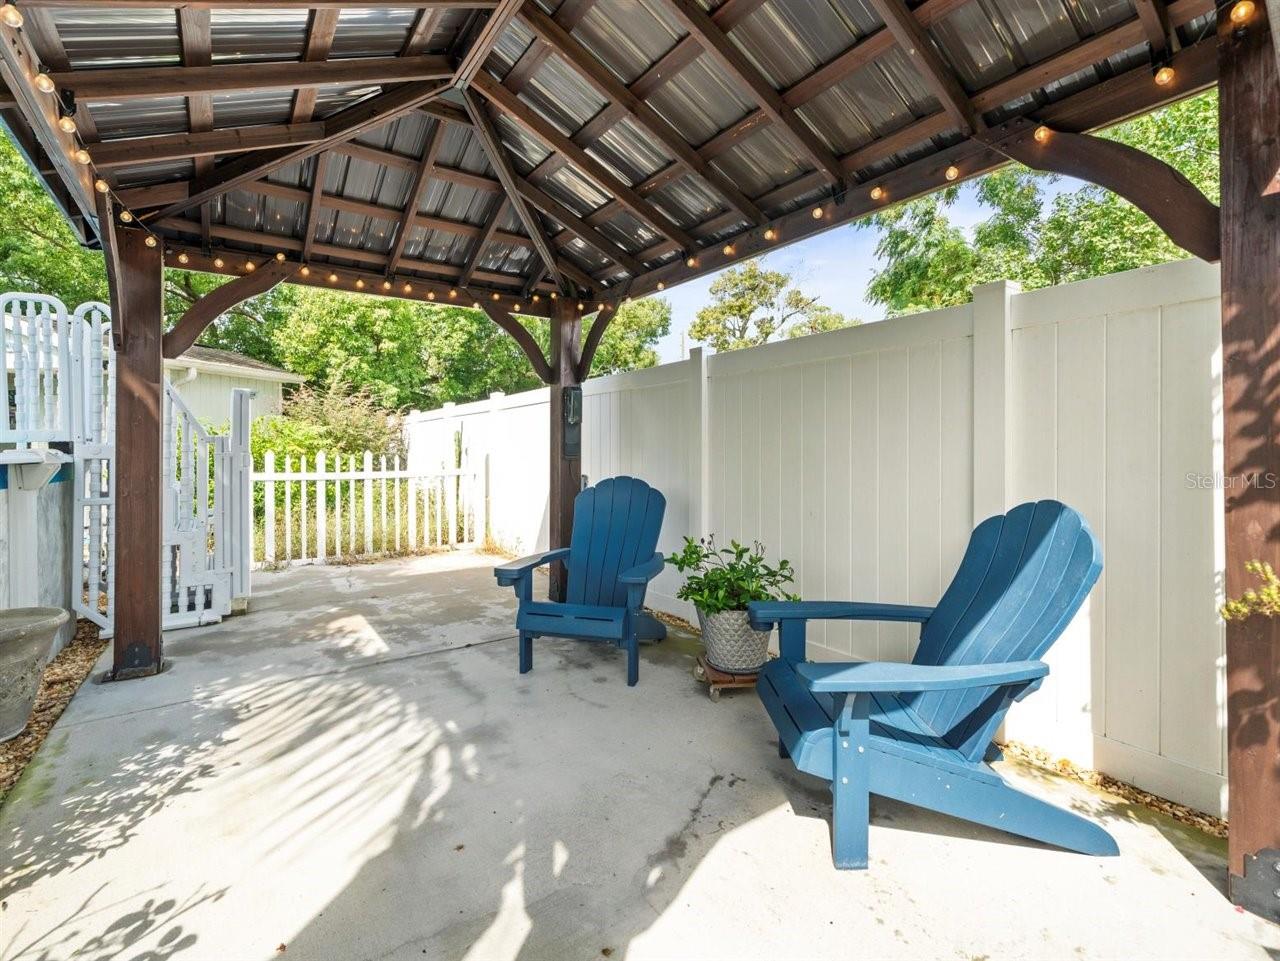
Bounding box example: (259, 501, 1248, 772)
(149, 80, 451, 222)
(90, 123, 326, 168)
(25, 1, 496, 9)
(301, 153, 330, 263)
(386, 120, 447, 276)
(176, 7, 213, 250)
(472, 71, 697, 251)
(460, 198, 509, 287)
(163, 258, 299, 359)
(518, 4, 765, 225)
(462, 88, 566, 291)
(402, 8, 444, 57)
(291, 8, 340, 125)
(456, 0, 524, 86)
(1132, 0, 1174, 55)
(660, 0, 844, 184)
(51, 55, 453, 101)
(864, 0, 976, 133)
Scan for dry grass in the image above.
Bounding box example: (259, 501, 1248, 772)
(0, 619, 107, 805)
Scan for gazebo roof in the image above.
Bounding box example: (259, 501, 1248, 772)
(0, 0, 1219, 307)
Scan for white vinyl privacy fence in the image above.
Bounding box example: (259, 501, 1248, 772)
(405, 258, 1227, 817)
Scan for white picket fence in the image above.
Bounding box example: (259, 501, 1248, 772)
(252, 452, 482, 568)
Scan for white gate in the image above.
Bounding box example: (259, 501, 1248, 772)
(2, 290, 252, 633)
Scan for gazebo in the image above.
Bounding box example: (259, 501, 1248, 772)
(0, 0, 1274, 916)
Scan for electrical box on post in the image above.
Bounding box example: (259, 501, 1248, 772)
(562, 385, 582, 458)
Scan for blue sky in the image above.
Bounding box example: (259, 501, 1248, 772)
(651, 175, 1083, 363)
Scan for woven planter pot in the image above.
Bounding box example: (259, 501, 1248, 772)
(697, 608, 770, 674)
(0, 607, 69, 742)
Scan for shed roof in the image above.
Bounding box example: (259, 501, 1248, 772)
(167, 343, 306, 382)
(0, 1, 1219, 308)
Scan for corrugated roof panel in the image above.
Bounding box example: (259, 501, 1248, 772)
(714, 124, 811, 197)
(493, 115, 553, 171)
(983, 0, 1081, 68)
(544, 164, 611, 216)
(647, 55, 756, 146)
(331, 8, 419, 58)
(597, 207, 660, 254)
(592, 117, 671, 182)
(89, 97, 190, 138)
(929, 2, 1021, 93)
(1071, 0, 1138, 32)
(490, 17, 538, 74)
(874, 47, 942, 118)
(649, 174, 723, 229)
(353, 111, 434, 160)
(210, 90, 294, 128)
(314, 84, 388, 120)
(51, 7, 180, 68)
(519, 57, 608, 135)
(210, 8, 308, 63)
(825, 0, 886, 36)
(729, 0, 856, 90)
(796, 82, 879, 156)
(112, 158, 192, 188)
(573, 0, 683, 84)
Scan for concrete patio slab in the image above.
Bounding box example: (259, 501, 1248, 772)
(2, 552, 1276, 961)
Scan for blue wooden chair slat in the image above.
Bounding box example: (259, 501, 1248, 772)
(496, 476, 666, 686)
(749, 500, 1115, 869)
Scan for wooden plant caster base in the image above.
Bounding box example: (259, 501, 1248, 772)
(693, 653, 759, 701)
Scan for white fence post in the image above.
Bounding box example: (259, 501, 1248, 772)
(971, 280, 1018, 521)
(364, 450, 374, 554)
(316, 450, 328, 563)
(687, 347, 711, 541)
(264, 450, 276, 565)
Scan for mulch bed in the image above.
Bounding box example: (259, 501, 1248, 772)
(0, 619, 107, 805)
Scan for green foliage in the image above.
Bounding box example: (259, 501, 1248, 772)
(862, 91, 1220, 315)
(586, 296, 672, 374)
(666, 536, 798, 614)
(1220, 561, 1280, 622)
(689, 258, 858, 351)
(249, 377, 402, 468)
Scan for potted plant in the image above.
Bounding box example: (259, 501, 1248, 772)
(667, 536, 798, 673)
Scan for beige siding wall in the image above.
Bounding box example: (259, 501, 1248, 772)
(166, 369, 287, 426)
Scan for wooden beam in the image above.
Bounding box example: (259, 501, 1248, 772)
(163, 259, 298, 359)
(402, 8, 445, 57)
(462, 88, 566, 290)
(1219, 2, 1280, 918)
(660, 0, 844, 184)
(27, 1, 493, 7)
(979, 119, 1220, 262)
(547, 294, 582, 600)
(472, 70, 698, 250)
(518, 4, 765, 224)
(110, 228, 165, 680)
(51, 55, 454, 101)
(460, 198, 509, 287)
(301, 153, 330, 263)
(456, 0, 524, 86)
(291, 8, 340, 125)
(176, 7, 213, 250)
(386, 120, 447, 275)
(864, 0, 976, 132)
(150, 80, 451, 221)
(1133, 0, 1174, 54)
(576, 302, 616, 380)
(480, 302, 554, 383)
(90, 122, 326, 168)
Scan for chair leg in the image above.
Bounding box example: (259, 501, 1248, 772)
(831, 694, 871, 869)
(626, 633, 639, 686)
(518, 632, 532, 674)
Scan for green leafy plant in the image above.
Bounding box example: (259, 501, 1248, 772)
(1220, 560, 1280, 621)
(666, 536, 798, 615)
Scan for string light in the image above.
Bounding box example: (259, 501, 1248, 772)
(685, 255, 697, 268)
(244, 261, 256, 272)
(577, 302, 584, 311)
(763, 228, 777, 241)
(177, 252, 189, 265)
(144, 235, 157, 248)
(300, 265, 310, 277)
(513, 302, 521, 311)
(381, 279, 391, 290)
(214, 256, 225, 269)
(532, 294, 540, 302)
(491, 291, 500, 300)
(73, 147, 90, 165)
(945, 165, 960, 181)
(57, 113, 76, 134)
(94, 178, 109, 194)
(328, 272, 339, 283)
(427, 290, 435, 300)
(657, 281, 665, 290)
(1154, 65, 1175, 87)
(275, 251, 285, 261)
(355, 278, 365, 289)
(119, 210, 134, 223)
(1230, 0, 1255, 23)
(870, 185, 885, 201)
(448, 288, 457, 299)
(33, 72, 55, 95)
(722, 243, 734, 256)
(811, 206, 824, 219)
(1, 2, 25, 29)
(597, 302, 605, 312)
(549, 291, 557, 300)
(402, 282, 411, 293)
(1034, 125, 1051, 144)
(472, 300, 480, 308)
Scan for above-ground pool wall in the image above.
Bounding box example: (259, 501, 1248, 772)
(0, 460, 77, 656)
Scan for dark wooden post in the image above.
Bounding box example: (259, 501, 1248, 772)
(111, 228, 165, 679)
(1219, 3, 1280, 918)
(548, 295, 582, 601)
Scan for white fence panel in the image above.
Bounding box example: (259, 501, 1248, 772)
(2, 293, 73, 444)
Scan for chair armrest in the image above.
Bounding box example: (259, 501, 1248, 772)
(795, 659, 1049, 694)
(748, 601, 934, 631)
(619, 552, 665, 585)
(494, 548, 571, 586)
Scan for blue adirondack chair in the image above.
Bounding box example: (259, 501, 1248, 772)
(749, 500, 1118, 869)
(494, 476, 667, 686)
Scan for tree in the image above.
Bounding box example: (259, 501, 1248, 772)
(586, 296, 671, 374)
(861, 91, 1219, 315)
(689, 258, 858, 351)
